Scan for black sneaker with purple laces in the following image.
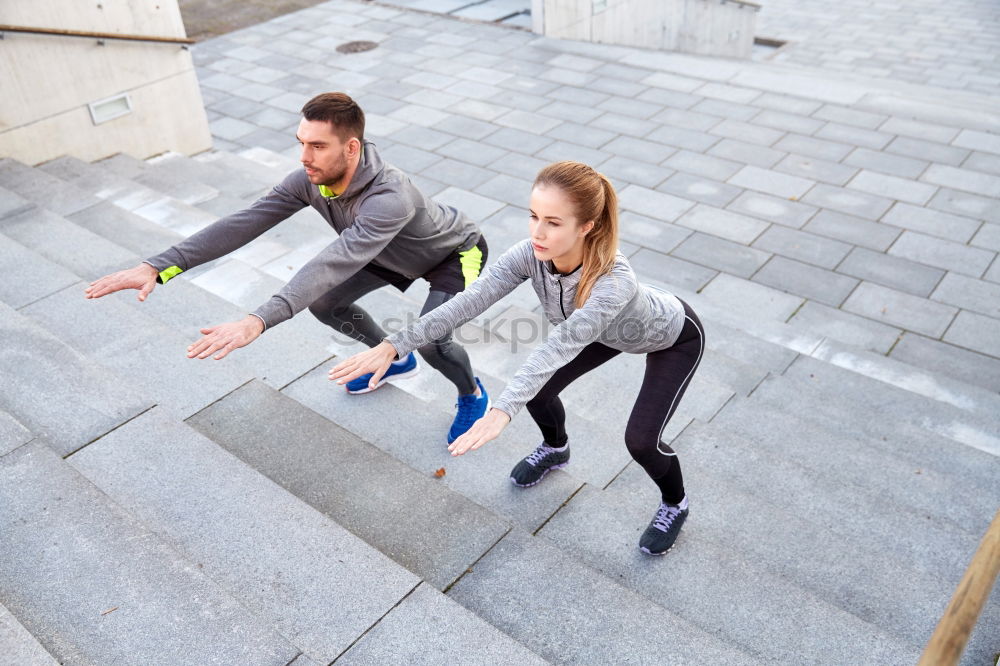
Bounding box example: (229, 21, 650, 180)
(509, 442, 570, 487)
(639, 496, 689, 555)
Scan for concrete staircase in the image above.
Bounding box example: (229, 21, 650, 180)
(1, 146, 998, 665)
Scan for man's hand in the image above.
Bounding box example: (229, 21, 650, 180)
(328, 340, 399, 390)
(85, 263, 159, 301)
(447, 408, 511, 457)
(187, 315, 264, 360)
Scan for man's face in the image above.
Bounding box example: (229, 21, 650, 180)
(297, 118, 351, 187)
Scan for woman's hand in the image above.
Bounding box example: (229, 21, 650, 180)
(328, 340, 399, 390)
(447, 408, 511, 457)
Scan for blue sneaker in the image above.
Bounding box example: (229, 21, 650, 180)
(345, 352, 419, 394)
(447, 377, 490, 443)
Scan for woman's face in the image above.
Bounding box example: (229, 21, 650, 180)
(529, 184, 593, 264)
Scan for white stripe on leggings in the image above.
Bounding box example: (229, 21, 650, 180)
(656, 314, 705, 457)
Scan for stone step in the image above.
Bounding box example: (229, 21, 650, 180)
(785, 355, 1000, 457)
(0, 301, 151, 457)
(335, 582, 548, 665)
(0, 409, 32, 458)
(197, 148, 296, 188)
(20, 283, 256, 421)
(67, 407, 423, 664)
(66, 200, 184, 258)
(748, 373, 1000, 493)
(681, 418, 984, 575)
(148, 151, 272, 201)
(186, 380, 511, 591)
(0, 602, 60, 665)
(446, 529, 758, 664)
(0, 233, 79, 310)
(0, 207, 139, 280)
(0, 442, 299, 665)
(0, 186, 35, 221)
(604, 460, 992, 650)
(281, 364, 582, 534)
(0, 158, 100, 217)
(102, 153, 219, 205)
(36, 155, 164, 213)
(537, 484, 920, 664)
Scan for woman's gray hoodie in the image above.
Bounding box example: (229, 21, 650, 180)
(145, 141, 481, 328)
(387, 239, 686, 418)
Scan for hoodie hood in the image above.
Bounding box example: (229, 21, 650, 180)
(338, 141, 383, 200)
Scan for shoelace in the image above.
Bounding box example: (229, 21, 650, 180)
(525, 444, 557, 466)
(452, 395, 482, 429)
(652, 503, 682, 532)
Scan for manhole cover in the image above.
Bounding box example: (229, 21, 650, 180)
(336, 40, 378, 54)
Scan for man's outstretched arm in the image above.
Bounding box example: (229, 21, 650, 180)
(84, 263, 159, 301)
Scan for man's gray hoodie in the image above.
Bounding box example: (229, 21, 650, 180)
(145, 141, 481, 328)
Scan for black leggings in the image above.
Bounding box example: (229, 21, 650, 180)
(308, 271, 477, 395)
(525, 300, 705, 503)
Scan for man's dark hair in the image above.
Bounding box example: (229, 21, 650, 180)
(301, 92, 365, 142)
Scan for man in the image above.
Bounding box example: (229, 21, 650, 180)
(85, 92, 491, 443)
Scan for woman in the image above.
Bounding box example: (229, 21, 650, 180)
(329, 162, 705, 555)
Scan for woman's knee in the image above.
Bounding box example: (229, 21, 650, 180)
(625, 426, 667, 467)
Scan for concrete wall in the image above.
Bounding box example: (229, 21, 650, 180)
(0, 0, 211, 165)
(538, 0, 759, 59)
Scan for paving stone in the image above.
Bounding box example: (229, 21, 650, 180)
(474, 173, 533, 208)
(379, 143, 443, 173)
(964, 151, 1000, 177)
(842, 148, 930, 179)
(662, 150, 743, 181)
(448, 529, 755, 665)
(419, 157, 495, 191)
(751, 226, 851, 269)
(602, 135, 676, 165)
(675, 204, 769, 243)
(802, 209, 901, 251)
(597, 156, 674, 189)
(752, 256, 858, 307)
(0, 234, 80, 310)
(338, 583, 545, 664)
(952, 128, 1000, 156)
(885, 136, 970, 166)
(752, 93, 822, 116)
(539, 484, 917, 666)
(837, 246, 945, 297)
(651, 107, 722, 131)
(750, 109, 825, 136)
(726, 191, 818, 229)
(788, 300, 901, 353)
(700, 273, 804, 321)
(815, 122, 893, 150)
(801, 183, 894, 220)
(281, 367, 579, 532)
(707, 138, 786, 168)
(0, 159, 101, 217)
(656, 172, 741, 207)
(691, 98, 759, 122)
(880, 199, 971, 244)
(0, 408, 32, 458)
(187, 379, 509, 590)
(921, 164, 1000, 198)
(489, 152, 549, 182)
(619, 212, 691, 254)
(433, 113, 501, 141)
(845, 170, 937, 205)
(645, 126, 719, 153)
(387, 124, 455, 151)
(637, 87, 702, 110)
(535, 140, 612, 167)
(672, 232, 771, 278)
(728, 165, 815, 200)
(480, 127, 554, 157)
(0, 602, 58, 665)
(641, 71, 704, 93)
(889, 230, 995, 278)
(927, 187, 1000, 225)
(813, 105, 887, 129)
(842, 281, 957, 337)
(0, 299, 152, 456)
(929, 272, 1000, 321)
(773, 133, 853, 161)
(0, 443, 297, 666)
(628, 248, 718, 291)
(772, 153, 858, 186)
(618, 184, 695, 223)
(969, 224, 1000, 254)
(433, 186, 504, 222)
(589, 112, 659, 139)
(544, 122, 616, 149)
(879, 117, 959, 144)
(72, 408, 419, 663)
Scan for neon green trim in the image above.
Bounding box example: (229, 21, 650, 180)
(318, 185, 338, 198)
(159, 265, 183, 284)
(458, 246, 483, 288)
